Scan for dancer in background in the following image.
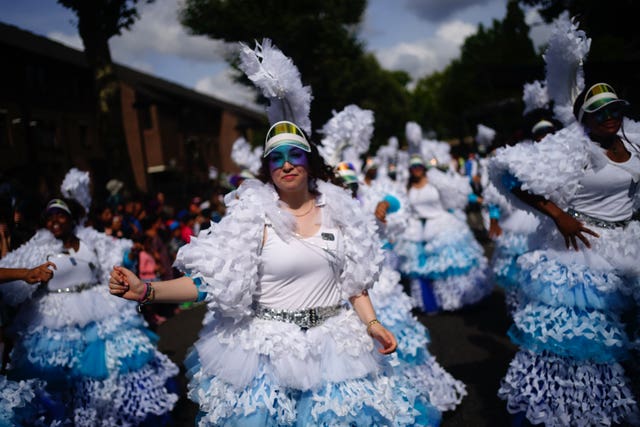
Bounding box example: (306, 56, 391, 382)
(319, 105, 466, 416)
(0, 196, 178, 426)
(397, 122, 491, 312)
(492, 81, 640, 425)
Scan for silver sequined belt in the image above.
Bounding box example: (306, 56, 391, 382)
(47, 282, 100, 294)
(567, 208, 632, 230)
(254, 304, 344, 329)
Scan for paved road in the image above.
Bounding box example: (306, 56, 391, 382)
(156, 286, 518, 426)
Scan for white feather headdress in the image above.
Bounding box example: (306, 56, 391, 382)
(543, 12, 591, 126)
(318, 104, 374, 171)
(476, 124, 496, 149)
(405, 122, 423, 156)
(522, 80, 550, 115)
(231, 137, 262, 175)
(60, 168, 91, 214)
(238, 39, 313, 134)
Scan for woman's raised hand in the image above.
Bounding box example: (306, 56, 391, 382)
(109, 265, 144, 301)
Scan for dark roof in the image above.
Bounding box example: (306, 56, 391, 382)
(0, 21, 265, 121)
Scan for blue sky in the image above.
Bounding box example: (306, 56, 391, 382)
(1, 0, 551, 110)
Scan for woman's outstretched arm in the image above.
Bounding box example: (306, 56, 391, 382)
(109, 265, 199, 303)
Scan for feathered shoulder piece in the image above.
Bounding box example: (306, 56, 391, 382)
(317, 181, 384, 297)
(61, 168, 91, 214)
(544, 12, 591, 126)
(231, 136, 263, 175)
(318, 104, 374, 169)
(522, 80, 550, 115)
(488, 122, 590, 212)
(0, 229, 62, 305)
(238, 38, 312, 134)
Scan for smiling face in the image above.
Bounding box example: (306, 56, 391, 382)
(268, 145, 310, 193)
(45, 210, 74, 239)
(584, 105, 623, 139)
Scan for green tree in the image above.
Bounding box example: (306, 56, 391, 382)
(57, 0, 152, 186)
(180, 0, 411, 150)
(520, 0, 639, 116)
(412, 1, 542, 141)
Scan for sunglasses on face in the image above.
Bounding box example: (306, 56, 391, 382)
(268, 146, 309, 171)
(593, 106, 623, 123)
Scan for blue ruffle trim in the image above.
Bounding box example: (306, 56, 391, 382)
(508, 305, 630, 363)
(519, 255, 631, 311)
(493, 257, 520, 291)
(501, 172, 521, 191)
(187, 274, 208, 302)
(11, 321, 158, 383)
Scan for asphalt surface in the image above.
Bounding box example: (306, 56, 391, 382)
(156, 283, 518, 426)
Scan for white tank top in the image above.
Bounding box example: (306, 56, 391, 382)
(256, 216, 342, 310)
(408, 183, 445, 219)
(571, 153, 640, 222)
(46, 240, 101, 292)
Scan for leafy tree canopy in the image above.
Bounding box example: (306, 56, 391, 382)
(180, 0, 411, 150)
(412, 1, 542, 141)
(520, 0, 639, 117)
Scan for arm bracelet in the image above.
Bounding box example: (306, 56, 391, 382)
(366, 318, 381, 335)
(137, 282, 155, 311)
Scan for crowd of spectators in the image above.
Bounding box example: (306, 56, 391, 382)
(0, 176, 229, 327)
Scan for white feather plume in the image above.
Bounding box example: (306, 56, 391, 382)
(318, 104, 374, 169)
(60, 168, 91, 214)
(543, 12, 591, 126)
(476, 124, 496, 148)
(238, 39, 312, 134)
(231, 137, 262, 175)
(522, 80, 550, 115)
(405, 122, 423, 155)
(421, 139, 452, 167)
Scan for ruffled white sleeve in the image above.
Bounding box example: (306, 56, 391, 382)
(0, 230, 60, 305)
(488, 123, 589, 213)
(77, 227, 132, 284)
(174, 180, 266, 320)
(319, 182, 385, 299)
(428, 168, 471, 211)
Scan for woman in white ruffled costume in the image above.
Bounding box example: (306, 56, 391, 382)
(491, 82, 640, 425)
(0, 264, 57, 426)
(398, 151, 492, 312)
(336, 160, 467, 416)
(482, 118, 555, 316)
(109, 120, 444, 426)
(0, 197, 179, 426)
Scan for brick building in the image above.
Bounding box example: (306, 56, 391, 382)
(0, 21, 265, 204)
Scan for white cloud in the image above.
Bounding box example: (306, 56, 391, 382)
(47, 31, 83, 50)
(375, 20, 476, 81)
(524, 7, 554, 51)
(436, 20, 476, 45)
(110, 0, 230, 64)
(195, 70, 262, 112)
